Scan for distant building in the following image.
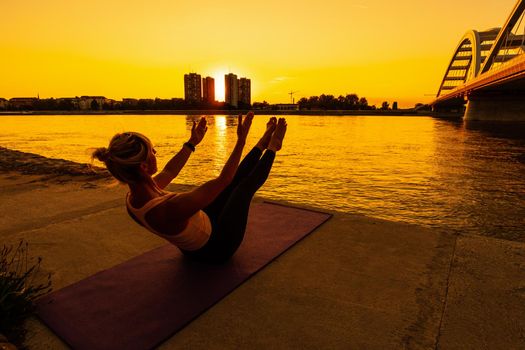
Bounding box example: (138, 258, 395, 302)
(273, 103, 298, 111)
(104, 99, 116, 108)
(9, 97, 39, 110)
(184, 73, 202, 102)
(0, 98, 8, 110)
(56, 97, 80, 109)
(202, 76, 215, 103)
(79, 96, 107, 110)
(225, 73, 239, 107)
(238, 78, 251, 107)
(122, 98, 139, 107)
(138, 98, 155, 108)
(414, 103, 431, 112)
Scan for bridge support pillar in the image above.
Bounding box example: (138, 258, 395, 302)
(465, 93, 525, 121)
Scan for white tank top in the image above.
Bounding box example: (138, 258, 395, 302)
(126, 192, 212, 251)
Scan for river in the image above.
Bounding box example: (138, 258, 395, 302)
(1, 114, 524, 241)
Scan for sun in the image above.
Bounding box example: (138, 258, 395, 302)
(212, 70, 227, 102)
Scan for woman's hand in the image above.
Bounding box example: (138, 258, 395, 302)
(237, 112, 254, 143)
(189, 117, 208, 145)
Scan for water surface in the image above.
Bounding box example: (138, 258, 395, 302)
(2, 114, 524, 241)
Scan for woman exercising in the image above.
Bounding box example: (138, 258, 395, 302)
(92, 113, 286, 263)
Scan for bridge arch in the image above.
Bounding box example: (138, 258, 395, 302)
(436, 30, 481, 97)
(432, 0, 525, 120)
(481, 0, 525, 73)
(436, 28, 502, 98)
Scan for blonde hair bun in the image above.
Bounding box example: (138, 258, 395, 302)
(92, 147, 111, 162)
(91, 132, 153, 184)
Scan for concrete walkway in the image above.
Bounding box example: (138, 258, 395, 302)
(1, 173, 524, 350)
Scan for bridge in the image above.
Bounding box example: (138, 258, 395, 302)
(432, 0, 525, 120)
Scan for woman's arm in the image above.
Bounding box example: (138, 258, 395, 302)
(154, 117, 208, 189)
(153, 145, 192, 189)
(164, 113, 253, 218)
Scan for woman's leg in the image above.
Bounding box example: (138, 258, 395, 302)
(183, 118, 286, 263)
(203, 117, 277, 220)
(201, 150, 276, 262)
(202, 146, 262, 220)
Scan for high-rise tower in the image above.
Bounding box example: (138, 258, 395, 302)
(225, 73, 238, 107)
(238, 78, 251, 107)
(202, 76, 215, 103)
(184, 73, 202, 102)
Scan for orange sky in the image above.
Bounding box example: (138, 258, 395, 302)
(0, 0, 517, 107)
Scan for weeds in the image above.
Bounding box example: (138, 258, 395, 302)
(0, 240, 52, 344)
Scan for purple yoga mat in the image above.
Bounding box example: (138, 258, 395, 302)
(36, 202, 331, 350)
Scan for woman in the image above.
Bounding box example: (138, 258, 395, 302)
(92, 112, 286, 263)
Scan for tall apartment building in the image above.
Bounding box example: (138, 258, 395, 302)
(202, 76, 215, 103)
(184, 73, 202, 102)
(238, 78, 251, 107)
(225, 73, 238, 107)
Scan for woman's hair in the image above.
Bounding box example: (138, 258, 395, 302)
(92, 132, 153, 184)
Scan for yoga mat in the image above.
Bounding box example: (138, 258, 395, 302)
(36, 202, 331, 350)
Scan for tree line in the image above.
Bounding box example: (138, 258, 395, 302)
(297, 94, 392, 110)
(1, 94, 399, 111)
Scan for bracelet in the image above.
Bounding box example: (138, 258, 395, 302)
(183, 142, 196, 152)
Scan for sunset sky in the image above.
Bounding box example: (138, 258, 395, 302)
(1, 0, 517, 107)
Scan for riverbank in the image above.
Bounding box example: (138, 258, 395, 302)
(0, 109, 463, 118)
(1, 148, 523, 349)
(0, 146, 108, 178)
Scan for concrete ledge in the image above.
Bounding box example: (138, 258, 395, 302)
(437, 235, 525, 350)
(160, 213, 455, 350)
(2, 173, 523, 349)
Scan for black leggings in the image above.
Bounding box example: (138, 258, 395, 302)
(182, 147, 275, 263)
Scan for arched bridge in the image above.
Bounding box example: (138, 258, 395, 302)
(432, 0, 525, 120)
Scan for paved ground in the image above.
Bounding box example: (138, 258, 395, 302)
(1, 173, 524, 350)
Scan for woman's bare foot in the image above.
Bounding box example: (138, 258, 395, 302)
(267, 118, 287, 152)
(256, 117, 277, 150)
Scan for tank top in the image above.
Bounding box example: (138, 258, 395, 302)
(126, 192, 212, 251)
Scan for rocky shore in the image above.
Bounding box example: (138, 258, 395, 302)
(0, 146, 109, 178)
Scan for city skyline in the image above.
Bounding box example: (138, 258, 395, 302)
(183, 72, 251, 107)
(1, 0, 517, 107)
